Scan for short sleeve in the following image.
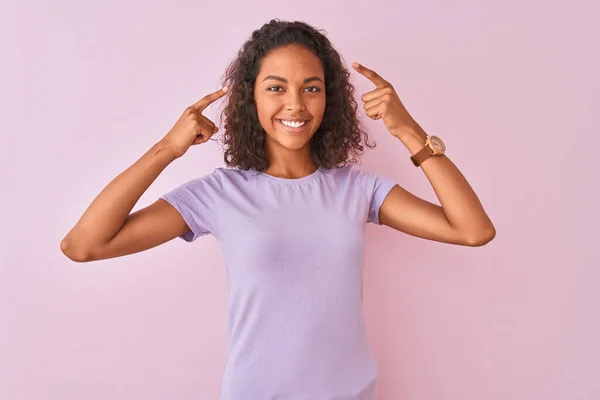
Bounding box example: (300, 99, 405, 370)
(358, 169, 397, 225)
(159, 169, 222, 242)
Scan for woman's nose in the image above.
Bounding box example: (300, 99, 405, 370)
(286, 103, 306, 112)
(284, 93, 306, 112)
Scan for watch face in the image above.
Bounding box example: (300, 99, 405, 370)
(430, 136, 445, 152)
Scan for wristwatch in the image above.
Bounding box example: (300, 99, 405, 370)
(410, 135, 446, 167)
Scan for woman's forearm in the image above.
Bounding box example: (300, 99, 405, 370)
(397, 125, 496, 241)
(60, 140, 177, 258)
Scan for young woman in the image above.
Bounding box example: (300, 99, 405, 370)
(61, 19, 495, 400)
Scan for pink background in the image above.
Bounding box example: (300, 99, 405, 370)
(2, 0, 598, 399)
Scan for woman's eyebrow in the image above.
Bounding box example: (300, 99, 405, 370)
(262, 75, 324, 84)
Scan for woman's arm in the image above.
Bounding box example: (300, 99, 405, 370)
(351, 62, 495, 246)
(60, 141, 186, 262)
(379, 125, 496, 247)
(60, 87, 229, 262)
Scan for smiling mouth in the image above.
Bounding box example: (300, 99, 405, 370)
(276, 119, 309, 127)
(275, 119, 311, 133)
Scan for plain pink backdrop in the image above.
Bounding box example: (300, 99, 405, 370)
(1, 0, 598, 399)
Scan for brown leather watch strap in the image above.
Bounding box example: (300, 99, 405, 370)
(410, 145, 433, 167)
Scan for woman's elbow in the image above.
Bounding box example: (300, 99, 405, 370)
(60, 237, 92, 263)
(466, 224, 496, 247)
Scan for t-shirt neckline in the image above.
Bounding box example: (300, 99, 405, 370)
(252, 166, 325, 185)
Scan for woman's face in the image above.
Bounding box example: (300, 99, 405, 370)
(253, 44, 326, 152)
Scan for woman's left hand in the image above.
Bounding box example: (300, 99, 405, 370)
(353, 62, 420, 138)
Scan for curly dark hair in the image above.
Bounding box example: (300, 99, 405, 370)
(215, 19, 377, 172)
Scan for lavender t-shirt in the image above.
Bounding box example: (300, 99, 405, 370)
(160, 164, 397, 400)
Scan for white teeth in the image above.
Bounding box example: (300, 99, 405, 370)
(279, 120, 306, 128)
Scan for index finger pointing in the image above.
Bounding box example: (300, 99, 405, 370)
(191, 86, 229, 111)
(352, 62, 389, 88)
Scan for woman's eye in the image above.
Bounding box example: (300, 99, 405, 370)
(267, 86, 321, 92)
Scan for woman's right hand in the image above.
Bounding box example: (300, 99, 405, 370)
(161, 86, 229, 159)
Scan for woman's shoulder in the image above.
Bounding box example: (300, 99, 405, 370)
(209, 166, 260, 187)
(211, 164, 380, 184)
(324, 163, 372, 180)
(213, 166, 255, 179)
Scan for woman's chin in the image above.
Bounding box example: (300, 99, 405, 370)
(277, 137, 311, 149)
(266, 130, 313, 150)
